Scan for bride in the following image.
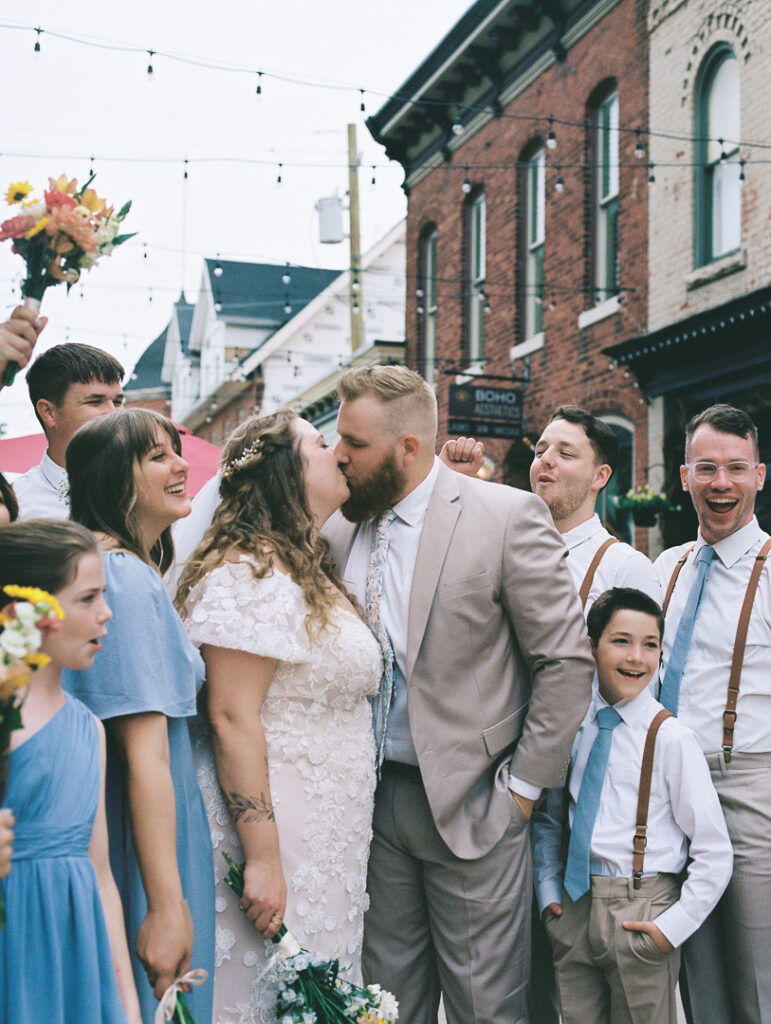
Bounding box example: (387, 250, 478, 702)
(175, 410, 382, 1023)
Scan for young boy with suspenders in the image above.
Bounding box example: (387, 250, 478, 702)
(532, 588, 732, 1024)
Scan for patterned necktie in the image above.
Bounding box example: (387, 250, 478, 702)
(564, 706, 623, 902)
(659, 545, 716, 714)
(366, 509, 397, 772)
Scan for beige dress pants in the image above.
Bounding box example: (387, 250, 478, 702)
(680, 751, 771, 1024)
(362, 765, 532, 1024)
(545, 873, 681, 1024)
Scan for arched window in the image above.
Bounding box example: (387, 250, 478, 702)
(596, 415, 634, 543)
(523, 148, 545, 341)
(695, 46, 741, 265)
(418, 226, 438, 384)
(464, 191, 486, 364)
(590, 89, 619, 305)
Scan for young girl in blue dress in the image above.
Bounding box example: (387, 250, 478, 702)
(64, 409, 214, 1024)
(0, 519, 141, 1024)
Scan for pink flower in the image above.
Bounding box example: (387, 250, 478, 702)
(0, 214, 35, 241)
(44, 189, 78, 211)
(45, 207, 98, 253)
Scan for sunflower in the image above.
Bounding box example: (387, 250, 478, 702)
(5, 181, 33, 205)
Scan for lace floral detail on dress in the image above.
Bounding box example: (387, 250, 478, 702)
(185, 558, 382, 1024)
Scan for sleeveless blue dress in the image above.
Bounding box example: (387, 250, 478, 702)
(0, 694, 129, 1024)
(63, 552, 215, 1024)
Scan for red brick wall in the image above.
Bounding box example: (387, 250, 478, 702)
(125, 395, 171, 416)
(192, 384, 263, 447)
(405, 0, 650, 517)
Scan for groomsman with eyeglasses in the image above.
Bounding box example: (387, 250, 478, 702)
(653, 404, 770, 1024)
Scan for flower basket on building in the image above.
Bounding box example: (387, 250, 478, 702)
(613, 485, 677, 528)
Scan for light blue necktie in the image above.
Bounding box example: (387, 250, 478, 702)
(365, 509, 396, 772)
(564, 706, 622, 902)
(659, 545, 715, 715)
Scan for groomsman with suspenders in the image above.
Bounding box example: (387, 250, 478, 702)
(530, 406, 661, 610)
(527, 406, 660, 1022)
(654, 404, 770, 1024)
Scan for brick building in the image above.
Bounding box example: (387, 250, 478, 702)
(605, 0, 771, 547)
(368, 0, 651, 543)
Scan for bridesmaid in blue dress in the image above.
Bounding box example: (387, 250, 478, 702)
(63, 409, 215, 1024)
(0, 519, 141, 1024)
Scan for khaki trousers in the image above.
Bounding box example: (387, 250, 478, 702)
(362, 766, 532, 1024)
(546, 873, 681, 1024)
(680, 751, 771, 1024)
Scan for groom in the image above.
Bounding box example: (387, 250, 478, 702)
(325, 365, 594, 1024)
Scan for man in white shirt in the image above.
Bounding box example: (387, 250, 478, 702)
(654, 404, 770, 1024)
(325, 366, 594, 1024)
(530, 406, 660, 608)
(13, 343, 125, 518)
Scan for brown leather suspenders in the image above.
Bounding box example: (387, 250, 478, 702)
(722, 537, 771, 760)
(632, 708, 673, 888)
(663, 538, 771, 761)
(578, 538, 619, 609)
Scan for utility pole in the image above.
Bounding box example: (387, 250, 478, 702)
(347, 123, 364, 352)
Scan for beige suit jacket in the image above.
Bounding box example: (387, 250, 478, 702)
(324, 463, 594, 860)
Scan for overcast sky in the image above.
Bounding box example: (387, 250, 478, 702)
(0, 0, 472, 436)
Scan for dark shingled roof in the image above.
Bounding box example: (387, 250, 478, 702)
(126, 326, 168, 392)
(204, 259, 339, 322)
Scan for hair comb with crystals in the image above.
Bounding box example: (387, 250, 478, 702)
(222, 436, 262, 479)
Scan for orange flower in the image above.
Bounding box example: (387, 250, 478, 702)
(45, 207, 98, 253)
(0, 214, 35, 241)
(47, 174, 78, 195)
(44, 189, 77, 211)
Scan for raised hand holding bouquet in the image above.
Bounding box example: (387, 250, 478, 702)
(0, 584, 64, 927)
(223, 853, 398, 1024)
(0, 174, 134, 384)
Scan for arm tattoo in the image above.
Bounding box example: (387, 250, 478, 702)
(225, 790, 275, 824)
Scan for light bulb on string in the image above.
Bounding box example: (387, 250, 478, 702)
(739, 158, 746, 185)
(214, 254, 224, 277)
(359, 89, 366, 113)
(554, 166, 564, 193)
(276, 163, 283, 186)
(461, 166, 472, 194)
(282, 262, 291, 285)
(255, 71, 263, 99)
(214, 296, 223, 313)
(183, 159, 189, 181)
(33, 27, 42, 57)
(546, 115, 557, 150)
(283, 295, 292, 315)
(146, 50, 155, 79)
(634, 128, 645, 159)
(415, 287, 424, 299)
(718, 139, 726, 165)
(370, 166, 377, 186)
(452, 112, 463, 136)
(417, 304, 425, 315)
(648, 163, 656, 186)
(352, 276, 360, 292)
(148, 287, 153, 305)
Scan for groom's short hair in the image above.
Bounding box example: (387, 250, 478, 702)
(338, 365, 437, 440)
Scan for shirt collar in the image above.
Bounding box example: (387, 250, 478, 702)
(696, 516, 764, 569)
(38, 450, 69, 499)
(562, 513, 603, 550)
(592, 683, 658, 728)
(391, 457, 441, 528)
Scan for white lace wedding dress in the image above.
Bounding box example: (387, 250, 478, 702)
(183, 559, 382, 1024)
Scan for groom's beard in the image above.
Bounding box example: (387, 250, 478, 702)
(341, 452, 406, 522)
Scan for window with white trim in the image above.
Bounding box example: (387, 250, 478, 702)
(419, 228, 438, 384)
(593, 92, 619, 304)
(524, 149, 545, 339)
(466, 192, 486, 364)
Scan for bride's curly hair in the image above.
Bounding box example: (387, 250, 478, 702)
(175, 410, 348, 634)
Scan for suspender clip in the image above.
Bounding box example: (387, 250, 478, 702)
(722, 745, 733, 764)
(632, 871, 642, 890)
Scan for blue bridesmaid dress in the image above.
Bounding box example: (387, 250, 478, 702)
(63, 551, 215, 1024)
(0, 694, 129, 1023)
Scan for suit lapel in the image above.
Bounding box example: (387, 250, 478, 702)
(406, 465, 461, 680)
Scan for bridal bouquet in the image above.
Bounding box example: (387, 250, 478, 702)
(0, 585, 64, 928)
(223, 852, 399, 1023)
(0, 173, 135, 384)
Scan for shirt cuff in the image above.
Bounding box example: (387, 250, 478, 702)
(651, 902, 700, 950)
(507, 774, 542, 802)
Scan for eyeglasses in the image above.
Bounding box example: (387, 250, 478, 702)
(684, 461, 760, 483)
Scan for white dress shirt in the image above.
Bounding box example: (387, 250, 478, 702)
(532, 686, 733, 948)
(13, 451, 70, 519)
(563, 514, 662, 610)
(654, 517, 771, 755)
